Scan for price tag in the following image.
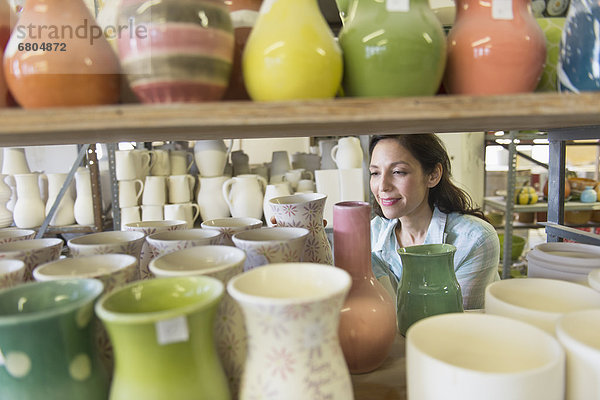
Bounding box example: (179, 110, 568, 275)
(492, 0, 513, 20)
(155, 316, 189, 346)
(386, 0, 410, 12)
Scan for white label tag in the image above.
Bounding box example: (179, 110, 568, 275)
(386, 0, 409, 12)
(155, 316, 189, 345)
(492, 0, 513, 20)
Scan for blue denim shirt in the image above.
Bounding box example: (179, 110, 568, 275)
(371, 206, 500, 309)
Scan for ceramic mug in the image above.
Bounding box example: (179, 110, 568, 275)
(296, 179, 316, 193)
(149, 149, 171, 176)
(169, 150, 194, 175)
(133, 149, 155, 181)
(284, 168, 313, 190)
(141, 204, 164, 221)
(164, 203, 200, 228)
(201, 217, 263, 246)
(115, 150, 138, 181)
(270, 150, 291, 178)
(167, 174, 195, 204)
(146, 228, 222, 258)
(118, 179, 144, 208)
(142, 176, 167, 206)
(120, 206, 141, 226)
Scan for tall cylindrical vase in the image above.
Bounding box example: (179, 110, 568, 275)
(45, 173, 76, 227)
(397, 243, 464, 336)
(95, 276, 230, 400)
(443, 0, 546, 94)
(338, 0, 446, 97)
(269, 193, 333, 264)
(228, 263, 354, 400)
(13, 173, 45, 229)
(333, 201, 396, 373)
(74, 168, 94, 226)
(0, 279, 109, 399)
(242, 0, 343, 100)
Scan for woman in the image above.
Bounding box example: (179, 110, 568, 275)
(369, 134, 499, 309)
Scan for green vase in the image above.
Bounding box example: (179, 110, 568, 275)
(397, 244, 463, 336)
(95, 276, 230, 400)
(338, 0, 446, 97)
(0, 279, 108, 400)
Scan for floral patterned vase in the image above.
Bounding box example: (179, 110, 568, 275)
(228, 263, 353, 400)
(269, 193, 333, 264)
(117, 0, 235, 103)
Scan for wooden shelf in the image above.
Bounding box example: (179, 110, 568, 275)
(2, 92, 600, 146)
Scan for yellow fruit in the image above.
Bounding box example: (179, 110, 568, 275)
(515, 186, 539, 205)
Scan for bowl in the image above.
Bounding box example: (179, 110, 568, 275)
(526, 242, 600, 283)
(485, 278, 600, 335)
(0, 259, 25, 289)
(498, 234, 526, 261)
(149, 245, 246, 278)
(588, 269, 600, 292)
(406, 313, 565, 400)
(146, 228, 222, 259)
(0, 238, 64, 281)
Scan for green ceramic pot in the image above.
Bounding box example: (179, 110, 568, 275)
(338, 0, 446, 97)
(535, 17, 566, 92)
(0, 279, 108, 400)
(95, 276, 229, 400)
(397, 244, 463, 336)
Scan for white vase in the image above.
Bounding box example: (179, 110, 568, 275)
(74, 167, 95, 225)
(2, 147, 31, 175)
(13, 173, 45, 228)
(0, 174, 13, 228)
(196, 175, 231, 221)
(45, 173, 76, 226)
(330, 136, 363, 169)
(222, 174, 267, 220)
(263, 182, 292, 226)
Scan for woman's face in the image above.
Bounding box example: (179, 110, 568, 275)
(369, 138, 437, 220)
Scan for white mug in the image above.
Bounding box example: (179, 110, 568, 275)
(164, 203, 200, 229)
(284, 168, 313, 191)
(133, 149, 155, 181)
(296, 179, 315, 193)
(118, 179, 144, 208)
(167, 174, 195, 204)
(141, 204, 164, 221)
(115, 150, 138, 181)
(120, 206, 141, 227)
(150, 149, 171, 176)
(142, 176, 167, 206)
(170, 150, 194, 175)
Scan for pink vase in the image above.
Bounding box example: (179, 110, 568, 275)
(269, 193, 333, 264)
(443, 0, 547, 95)
(333, 201, 396, 374)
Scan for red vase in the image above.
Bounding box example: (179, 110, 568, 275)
(443, 0, 546, 95)
(333, 201, 397, 374)
(3, 0, 120, 108)
(223, 0, 262, 100)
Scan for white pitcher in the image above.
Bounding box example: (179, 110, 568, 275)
(196, 175, 230, 221)
(194, 140, 232, 177)
(13, 173, 45, 228)
(45, 173, 76, 226)
(222, 174, 267, 220)
(331, 136, 363, 169)
(0, 174, 13, 228)
(74, 167, 95, 226)
(263, 182, 292, 226)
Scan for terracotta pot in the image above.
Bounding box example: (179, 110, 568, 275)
(0, 1, 15, 107)
(3, 0, 120, 108)
(443, 0, 547, 94)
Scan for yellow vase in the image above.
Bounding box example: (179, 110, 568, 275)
(242, 0, 343, 101)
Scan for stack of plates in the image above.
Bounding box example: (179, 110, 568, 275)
(526, 242, 600, 283)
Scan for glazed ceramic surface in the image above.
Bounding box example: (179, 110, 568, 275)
(526, 242, 600, 283)
(146, 228, 222, 258)
(406, 313, 565, 400)
(227, 263, 353, 400)
(231, 226, 309, 270)
(0, 259, 25, 288)
(67, 230, 145, 260)
(0, 1, 13, 107)
(117, 0, 234, 103)
(269, 193, 333, 264)
(338, 0, 446, 97)
(242, 0, 342, 100)
(333, 201, 396, 374)
(223, 174, 267, 220)
(263, 183, 292, 226)
(149, 245, 246, 397)
(0, 238, 63, 281)
(201, 217, 263, 246)
(444, 0, 546, 94)
(0, 228, 35, 244)
(535, 17, 566, 91)
(0, 279, 109, 400)
(197, 176, 232, 221)
(95, 276, 229, 399)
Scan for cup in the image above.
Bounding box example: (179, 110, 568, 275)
(201, 217, 263, 246)
(296, 179, 315, 193)
(146, 228, 222, 258)
(149, 149, 171, 176)
(67, 230, 146, 261)
(120, 206, 141, 226)
(141, 204, 164, 221)
(270, 150, 291, 178)
(167, 174, 195, 204)
(115, 150, 138, 181)
(133, 149, 155, 181)
(284, 168, 313, 191)
(0, 238, 64, 281)
(142, 176, 167, 206)
(169, 150, 193, 175)
(164, 203, 200, 228)
(118, 179, 144, 208)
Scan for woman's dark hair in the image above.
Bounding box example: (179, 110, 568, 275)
(369, 134, 487, 221)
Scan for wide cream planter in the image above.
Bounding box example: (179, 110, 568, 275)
(406, 313, 565, 400)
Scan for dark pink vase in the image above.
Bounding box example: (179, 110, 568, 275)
(333, 201, 396, 374)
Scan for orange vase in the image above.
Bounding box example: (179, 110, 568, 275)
(0, 0, 14, 106)
(3, 0, 120, 108)
(443, 0, 546, 95)
(223, 0, 262, 100)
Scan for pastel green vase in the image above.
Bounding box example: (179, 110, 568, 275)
(0, 279, 108, 400)
(338, 0, 446, 97)
(396, 244, 463, 336)
(95, 276, 229, 400)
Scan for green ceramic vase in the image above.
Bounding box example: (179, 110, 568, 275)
(396, 244, 463, 336)
(338, 0, 446, 97)
(95, 276, 229, 400)
(0, 279, 108, 400)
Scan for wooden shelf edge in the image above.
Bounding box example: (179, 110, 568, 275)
(1, 92, 600, 146)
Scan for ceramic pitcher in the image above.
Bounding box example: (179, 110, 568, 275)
(1, 147, 30, 175)
(0, 174, 13, 228)
(74, 167, 95, 226)
(13, 173, 45, 228)
(45, 172, 76, 226)
(331, 137, 363, 170)
(194, 140, 232, 178)
(197, 176, 231, 221)
(263, 182, 292, 226)
(223, 174, 267, 220)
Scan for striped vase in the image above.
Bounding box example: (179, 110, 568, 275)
(117, 0, 235, 103)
